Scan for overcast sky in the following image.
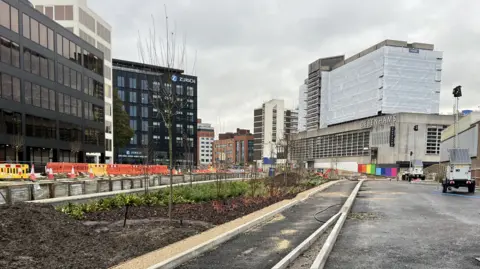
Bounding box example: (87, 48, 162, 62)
(88, 0, 480, 134)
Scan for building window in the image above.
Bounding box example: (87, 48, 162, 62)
(176, 85, 183, 95)
(105, 103, 112, 116)
(187, 86, 194, 96)
(129, 106, 137, 117)
(130, 134, 137, 145)
(0, 1, 18, 33)
(141, 93, 148, 104)
(142, 134, 148, 145)
(176, 123, 182, 133)
(141, 107, 148, 118)
(117, 76, 125, 87)
(118, 89, 125, 101)
(129, 91, 137, 103)
(142, 120, 148, 131)
(129, 78, 137, 88)
(141, 80, 148, 90)
(129, 119, 137, 131)
(1, 37, 20, 68)
(426, 125, 443, 155)
(96, 22, 111, 44)
(79, 8, 95, 32)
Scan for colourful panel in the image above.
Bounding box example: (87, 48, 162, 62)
(366, 164, 371, 174)
(371, 164, 376, 175)
(381, 168, 386, 176)
(358, 164, 362, 173)
(376, 168, 381, 175)
(391, 168, 397, 177)
(386, 168, 392, 177)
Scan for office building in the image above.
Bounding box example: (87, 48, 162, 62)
(31, 0, 114, 162)
(292, 113, 452, 175)
(253, 99, 298, 167)
(197, 119, 214, 166)
(0, 0, 105, 166)
(306, 40, 443, 130)
(113, 59, 198, 167)
(306, 56, 344, 131)
(297, 80, 307, 132)
(213, 129, 254, 166)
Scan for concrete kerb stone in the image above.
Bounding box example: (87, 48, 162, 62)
(272, 212, 341, 269)
(310, 180, 364, 269)
(114, 180, 342, 269)
(26, 178, 246, 206)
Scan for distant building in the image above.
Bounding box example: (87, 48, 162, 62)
(213, 129, 254, 166)
(197, 119, 214, 166)
(297, 80, 307, 132)
(253, 99, 298, 167)
(306, 39, 443, 130)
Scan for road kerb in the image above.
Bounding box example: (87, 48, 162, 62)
(112, 180, 342, 269)
(271, 212, 341, 269)
(310, 180, 364, 269)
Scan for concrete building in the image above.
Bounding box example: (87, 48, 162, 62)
(0, 0, 105, 165)
(306, 40, 443, 131)
(440, 112, 480, 180)
(31, 0, 114, 163)
(292, 113, 453, 175)
(197, 119, 214, 166)
(213, 129, 253, 166)
(297, 80, 307, 132)
(253, 99, 298, 167)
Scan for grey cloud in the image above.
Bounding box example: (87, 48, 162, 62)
(88, 0, 480, 133)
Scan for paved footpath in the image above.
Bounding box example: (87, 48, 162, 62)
(326, 181, 480, 269)
(177, 181, 357, 269)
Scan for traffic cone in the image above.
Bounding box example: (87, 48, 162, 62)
(88, 167, 94, 179)
(68, 166, 76, 179)
(29, 164, 36, 181)
(48, 168, 54, 180)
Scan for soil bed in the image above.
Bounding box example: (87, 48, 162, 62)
(0, 191, 300, 269)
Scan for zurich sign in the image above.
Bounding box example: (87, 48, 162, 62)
(171, 74, 178, 82)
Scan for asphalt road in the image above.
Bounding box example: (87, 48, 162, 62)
(326, 180, 480, 269)
(177, 181, 357, 269)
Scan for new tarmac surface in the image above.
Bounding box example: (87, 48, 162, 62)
(177, 181, 357, 269)
(326, 180, 480, 269)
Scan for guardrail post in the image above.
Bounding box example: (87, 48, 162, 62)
(49, 183, 55, 198)
(29, 184, 34, 201)
(67, 182, 72, 196)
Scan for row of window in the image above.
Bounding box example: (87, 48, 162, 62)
(1, 36, 20, 68)
(79, 8, 95, 33)
(57, 62, 81, 89)
(58, 92, 82, 117)
(57, 33, 103, 76)
(0, 1, 19, 33)
(24, 47, 55, 81)
(35, 5, 73, 21)
(117, 76, 195, 96)
(23, 13, 55, 51)
(24, 81, 55, 111)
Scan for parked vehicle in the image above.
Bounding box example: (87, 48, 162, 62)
(443, 148, 475, 193)
(402, 160, 425, 181)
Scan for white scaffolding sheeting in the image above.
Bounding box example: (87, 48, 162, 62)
(320, 46, 442, 128)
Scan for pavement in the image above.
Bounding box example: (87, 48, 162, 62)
(176, 181, 357, 269)
(325, 181, 480, 269)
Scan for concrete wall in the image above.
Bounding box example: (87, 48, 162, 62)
(0, 173, 248, 205)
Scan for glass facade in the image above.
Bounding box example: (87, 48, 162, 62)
(0, 0, 105, 167)
(113, 59, 198, 166)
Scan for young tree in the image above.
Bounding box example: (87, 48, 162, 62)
(10, 134, 24, 163)
(137, 9, 192, 221)
(113, 88, 134, 149)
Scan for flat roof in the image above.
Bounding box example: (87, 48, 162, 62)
(113, 58, 184, 74)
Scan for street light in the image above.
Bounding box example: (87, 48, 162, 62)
(453, 85, 462, 148)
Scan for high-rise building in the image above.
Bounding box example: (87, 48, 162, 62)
(253, 99, 298, 165)
(197, 119, 214, 166)
(113, 59, 198, 167)
(31, 0, 114, 163)
(306, 56, 344, 131)
(297, 80, 307, 132)
(0, 0, 105, 165)
(305, 40, 442, 131)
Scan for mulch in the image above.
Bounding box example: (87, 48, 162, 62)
(0, 192, 299, 269)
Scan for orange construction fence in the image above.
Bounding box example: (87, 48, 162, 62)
(47, 163, 176, 176)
